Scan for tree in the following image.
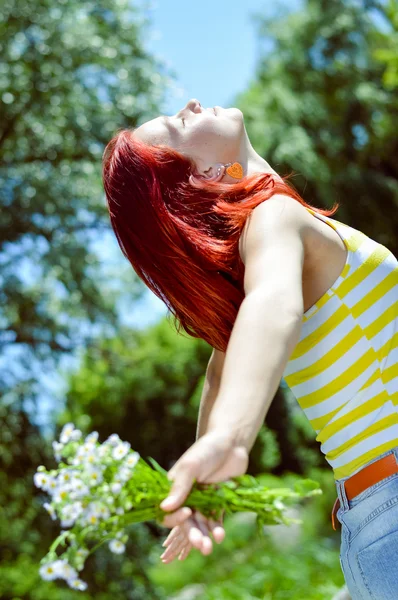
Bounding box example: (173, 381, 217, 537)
(239, 0, 398, 255)
(0, 0, 171, 405)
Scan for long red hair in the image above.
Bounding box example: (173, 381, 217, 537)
(102, 129, 339, 352)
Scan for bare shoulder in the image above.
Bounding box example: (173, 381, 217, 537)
(238, 194, 314, 265)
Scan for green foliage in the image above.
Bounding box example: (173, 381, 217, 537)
(149, 474, 344, 600)
(0, 0, 171, 401)
(373, 0, 398, 89)
(240, 0, 398, 256)
(60, 318, 212, 467)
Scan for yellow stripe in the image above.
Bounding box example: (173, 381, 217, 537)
(290, 304, 351, 361)
(344, 230, 368, 253)
(333, 438, 398, 479)
(377, 330, 398, 365)
(298, 348, 377, 409)
(316, 390, 389, 444)
(326, 414, 398, 460)
(383, 363, 398, 385)
(359, 369, 380, 390)
(310, 406, 342, 431)
(351, 272, 397, 320)
(365, 304, 397, 340)
(286, 326, 364, 387)
(336, 245, 392, 301)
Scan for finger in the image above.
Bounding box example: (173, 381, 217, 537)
(161, 536, 189, 562)
(208, 517, 226, 544)
(186, 515, 213, 555)
(178, 543, 193, 561)
(160, 506, 192, 529)
(162, 526, 181, 548)
(193, 511, 224, 544)
(160, 466, 197, 512)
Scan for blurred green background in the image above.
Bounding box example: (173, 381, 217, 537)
(1, 0, 397, 598)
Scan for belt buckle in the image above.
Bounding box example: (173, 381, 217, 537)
(331, 496, 341, 531)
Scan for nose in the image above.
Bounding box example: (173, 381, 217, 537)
(177, 98, 202, 119)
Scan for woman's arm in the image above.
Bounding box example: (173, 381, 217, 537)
(196, 349, 225, 440)
(206, 195, 306, 452)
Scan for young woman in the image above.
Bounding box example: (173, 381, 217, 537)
(102, 98, 398, 599)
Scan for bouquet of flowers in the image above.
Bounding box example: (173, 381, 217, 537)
(34, 423, 322, 591)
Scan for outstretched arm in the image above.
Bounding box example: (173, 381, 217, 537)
(206, 195, 305, 451)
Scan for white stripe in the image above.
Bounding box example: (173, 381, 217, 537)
(289, 338, 371, 397)
(383, 345, 398, 370)
(387, 376, 398, 396)
(300, 293, 340, 338)
(325, 422, 398, 469)
(358, 286, 398, 330)
(321, 401, 396, 453)
(322, 379, 386, 424)
(371, 313, 398, 355)
(304, 360, 379, 421)
(284, 314, 353, 377)
(344, 262, 397, 311)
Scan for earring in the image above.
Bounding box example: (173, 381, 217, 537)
(215, 162, 244, 180)
(225, 162, 244, 179)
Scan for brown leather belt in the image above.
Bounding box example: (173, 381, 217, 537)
(332, 452, 398, 530)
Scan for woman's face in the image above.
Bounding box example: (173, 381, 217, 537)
(133, 98, 245, 176)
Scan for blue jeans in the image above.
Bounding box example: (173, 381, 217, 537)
(335, 446, 398, 600)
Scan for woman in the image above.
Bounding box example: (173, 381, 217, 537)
(103, 98, 398, 599)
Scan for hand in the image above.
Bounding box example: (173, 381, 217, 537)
(160, 509, 225, 563)
(159, 429, 248, 525)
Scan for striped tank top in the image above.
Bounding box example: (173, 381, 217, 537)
(282, 209, 398, 480)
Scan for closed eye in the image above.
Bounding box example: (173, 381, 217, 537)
(181, 117, 185, 127)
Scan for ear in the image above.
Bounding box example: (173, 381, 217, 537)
(189, 163, 224, 186)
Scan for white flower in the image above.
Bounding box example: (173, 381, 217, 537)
(43, 502, 57, 521)
(76, 548, 89, 561)
(98, 444, 110, 457)
(46, 477, 58, 494)
(116, 466, 132, 482)
(109, 539, 126, 554)
(68, 578, 87, 591)
(97, 504, 111, 519)
(60, 423, 76, 444)
(112, 441, 130, 460)
(70, 428, 82, 442)
(57, 559, 78, 582)
(106, 433, 122, 447)
(80, 501, 109, 526)
(69, 480, 90, 500)
(59, 469, 79, 486)
(60, 502, 83, 528)
(115, 507, 125, 515)
(111, 482, 122, 495)
(39, 561, 60, 581)
(125, 451, 140, 468)
(34, 472, 51, 490)
(87, 466, 103, 487)
(76, 442, 96, 459)
(53, 485, 71, 503)
(52, 441, 64, 462)
(85, 431, 99, 444)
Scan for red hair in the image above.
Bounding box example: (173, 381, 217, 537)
(102, 129, 339, 352)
